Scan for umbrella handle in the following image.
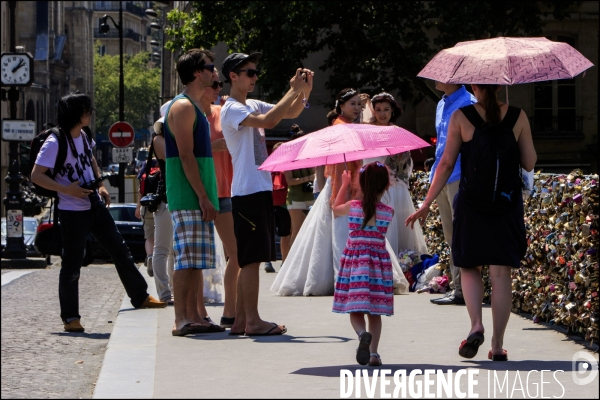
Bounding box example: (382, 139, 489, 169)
(343, 153, 348, 171)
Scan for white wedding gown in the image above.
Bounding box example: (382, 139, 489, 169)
(270, 178, 410, 296)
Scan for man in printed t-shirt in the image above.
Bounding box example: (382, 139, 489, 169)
(220, 52, 313, 336)
(31, 93, 165, 334)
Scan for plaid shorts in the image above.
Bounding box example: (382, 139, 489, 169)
(171, 210, 215, 271)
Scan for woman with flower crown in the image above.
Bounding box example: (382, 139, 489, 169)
(362, 92, 428, 257)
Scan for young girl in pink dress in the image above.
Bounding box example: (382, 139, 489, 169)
(332, 161, 394, 367)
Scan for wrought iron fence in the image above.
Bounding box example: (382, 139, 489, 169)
(94, 28, 141, 42)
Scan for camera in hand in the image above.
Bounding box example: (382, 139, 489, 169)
(80, 175, 111, 208)
(140, 193, 161, 213)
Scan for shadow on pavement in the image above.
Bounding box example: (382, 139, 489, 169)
(51, 332, 111, 339)
(183, 333, 353, 344)
(292, 360, 579, 377)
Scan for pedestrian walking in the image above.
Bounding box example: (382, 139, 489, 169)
(165, 48, 224, 336)
(406, 83, 537, 361)
(31, 92, 166, 333)
(332, 162, 394, 367)
(200, 72, 240, 327)
(149, 105, 175, 305)
(427, 82, 476, 306)
(220, 51, 312, 336)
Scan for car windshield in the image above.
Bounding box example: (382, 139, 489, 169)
(24, 220, 37, 235)
(109, 207, 141, 222)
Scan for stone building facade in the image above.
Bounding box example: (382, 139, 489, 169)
(1, 1, 95, 217)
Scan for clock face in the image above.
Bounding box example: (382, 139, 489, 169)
(1, 53, 32, 86)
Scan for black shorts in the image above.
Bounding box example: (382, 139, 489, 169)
(232, 191, 275, 267)
(273, 206, 291, 237)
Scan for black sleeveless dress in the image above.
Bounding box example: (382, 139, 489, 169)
(451, 105, 527, 269)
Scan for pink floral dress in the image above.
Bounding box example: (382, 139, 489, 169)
(332, 200, 394, 316)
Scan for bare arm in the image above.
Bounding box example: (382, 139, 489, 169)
(283, 70, 313, 119)
(515, 110, 537, 171)
(211, 138, 228, 152)
(332, 170, 352, 217)
(153, 135, 166, 161)
(405, 110, 463, 228)
(239, 68, 308, 129)
(31, 164, 92, 199)
(316, 165, 326, 191)
(91, 156, 110, 206)
(168, 99, 217, 222)
(283, 170, 315, 186)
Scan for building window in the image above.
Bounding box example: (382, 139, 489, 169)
(532, 35, 580, 138)
(98, 45, 106, 56)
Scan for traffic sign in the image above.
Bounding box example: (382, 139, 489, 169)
(112, 147, 133, 163)
(108, 121, 135, 148)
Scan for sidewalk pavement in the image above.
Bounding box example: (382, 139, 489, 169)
(94, 262, 599, 399)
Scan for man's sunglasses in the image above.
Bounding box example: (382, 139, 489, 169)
(210, 81, 224, 90)
(199, 64, 216, 72)
(233, 68, 260, 78)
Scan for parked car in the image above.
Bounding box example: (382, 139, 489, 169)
(34, 203, 145, 265)
(1, 217, 43, 258)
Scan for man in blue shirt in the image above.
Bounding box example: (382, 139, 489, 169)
(429, 83, 476, 305)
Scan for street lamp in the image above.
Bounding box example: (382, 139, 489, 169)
(100, 5, 126, 203)
(145, 7, 166, 115)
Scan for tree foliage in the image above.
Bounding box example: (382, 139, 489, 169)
(165, 1, 574, 105)
(93, 41, 160, 132)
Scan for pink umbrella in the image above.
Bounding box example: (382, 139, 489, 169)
(417, 37, 594, 85)
(258, 123, 430, 172)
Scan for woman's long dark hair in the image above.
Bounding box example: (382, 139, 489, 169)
(358, 162, 389, 229)
(330, 88, 359, 121)
(472, 84, 501, 125)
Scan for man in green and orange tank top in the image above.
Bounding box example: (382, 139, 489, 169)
(164, 49, 225, 336)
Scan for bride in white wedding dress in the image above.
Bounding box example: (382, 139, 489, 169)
(271, 91, 424, 297)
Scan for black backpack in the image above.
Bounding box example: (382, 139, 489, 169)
(459, 104, 523, 214)
(28, 126, 94, 198)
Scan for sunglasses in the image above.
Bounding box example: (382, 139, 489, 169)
(210, 81, 224, 90)
(233, 68, 260, 78)
(199, 64, 215, 72)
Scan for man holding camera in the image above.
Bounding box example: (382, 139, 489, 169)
(32, 92, 166, 334)
(220, 52, 313, 336)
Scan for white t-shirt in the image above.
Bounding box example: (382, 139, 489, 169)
(35, 130, 97, 211)
(220, 98, 275, 196)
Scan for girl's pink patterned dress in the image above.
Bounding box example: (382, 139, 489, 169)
(332, 200, 394, 316)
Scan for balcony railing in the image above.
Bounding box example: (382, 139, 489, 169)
(94, 1, 146, 18)
(94, 27, 142, 42)
(530, 116, 584, 139)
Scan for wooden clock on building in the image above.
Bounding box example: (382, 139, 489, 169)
(1, 52, 34, 86)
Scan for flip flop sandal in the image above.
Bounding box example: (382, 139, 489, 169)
(356, 332, 372, 366)
(488, 349, 508, 361)
(246, 322, 287, 336)
(203, 317, 226, 333)
(228, 330, 246, 336)
(172, 323, 209, 337)
(368, 353, 382, 367)
(458, 331, 485, 359)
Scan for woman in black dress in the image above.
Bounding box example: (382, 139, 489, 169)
(406, 84, 537, 361)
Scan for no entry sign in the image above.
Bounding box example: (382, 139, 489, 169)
(108, 121, 135, 148)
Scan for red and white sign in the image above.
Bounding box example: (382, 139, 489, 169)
(108, 121, 135, 148)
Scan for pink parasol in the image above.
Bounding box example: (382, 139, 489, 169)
(258, 123, 430, 172)
(417, 37, 594, 85)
